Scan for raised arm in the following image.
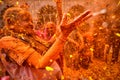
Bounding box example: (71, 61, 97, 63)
(0, 10, 92, 69)
(27, 10, 92, 68)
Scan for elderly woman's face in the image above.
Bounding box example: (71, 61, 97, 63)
(21, 16, 33, 29)
(4, 7, 34, 34)
(14, 11, 34, 33)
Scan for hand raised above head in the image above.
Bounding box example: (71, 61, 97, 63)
(59, 10, 92, 37)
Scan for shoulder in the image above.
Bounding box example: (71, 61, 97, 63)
(0, 36, 28, 50)
(0, 36, 17, 41)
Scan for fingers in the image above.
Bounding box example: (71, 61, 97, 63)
(77, 13, 92, 25)
(59, 10, 92, 36)
(60, 13, 67, 26)
(68, 10, 92, 26)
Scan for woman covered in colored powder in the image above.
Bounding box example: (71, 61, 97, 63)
(0, 6, 91, 80)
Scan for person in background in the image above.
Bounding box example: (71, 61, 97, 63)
(35, 22, 57, 46)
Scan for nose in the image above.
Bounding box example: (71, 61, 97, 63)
(29, 21, 34, 29)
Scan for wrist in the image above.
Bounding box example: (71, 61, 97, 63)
(58, 34, 67, 42)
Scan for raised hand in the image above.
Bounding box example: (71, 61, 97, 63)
(60, 10, 92, 37)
